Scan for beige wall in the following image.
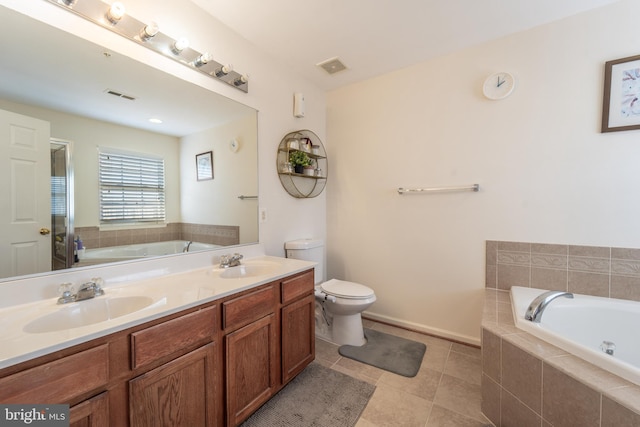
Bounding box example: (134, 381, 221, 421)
(180, 113, 258, 244)
(327, 0, 640, 344)
(0, 99, 181, 227)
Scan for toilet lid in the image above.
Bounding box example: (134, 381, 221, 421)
(321, 279, 375, 299)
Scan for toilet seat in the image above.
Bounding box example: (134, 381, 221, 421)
(320, 279, 375, 300)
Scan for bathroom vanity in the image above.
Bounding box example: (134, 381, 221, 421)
(0, 256, 315, 427)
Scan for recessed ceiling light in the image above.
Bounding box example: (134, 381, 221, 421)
(149, 118, 162, 124)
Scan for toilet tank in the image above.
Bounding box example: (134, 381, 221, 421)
(285, 239, 325, 284)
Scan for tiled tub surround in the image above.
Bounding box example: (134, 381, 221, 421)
(486, 241, 640, 300)
(481, 290, 640, 426)
(76, 222, 240, 249)
(483, 241, 640, 426)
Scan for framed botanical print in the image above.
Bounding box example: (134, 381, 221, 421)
(196, 151, 213, 181)
(602, 54, 640, 133)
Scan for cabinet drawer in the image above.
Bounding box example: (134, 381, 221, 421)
(281, 270, 314, 304)
(131, 305, 216, 369)
(0, 344, 109, 404)
(223, 285, 276, 331)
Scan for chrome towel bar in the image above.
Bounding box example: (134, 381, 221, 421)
(397, 184, 479, 195)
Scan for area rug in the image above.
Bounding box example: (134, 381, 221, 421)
(240, 362, 375, 427)
(338, 328, 426, 377)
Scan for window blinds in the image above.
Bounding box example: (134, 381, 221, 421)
(98, 149, 165, 223)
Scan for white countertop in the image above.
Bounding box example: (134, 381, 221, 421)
(0, 255, 315, 369)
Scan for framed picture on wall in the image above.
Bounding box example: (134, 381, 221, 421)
(196, 151, 213, 181)
(602, 54, 640, 133)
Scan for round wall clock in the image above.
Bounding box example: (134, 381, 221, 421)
(482, 72, 515, 100)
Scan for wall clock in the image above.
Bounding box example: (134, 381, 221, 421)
(482, 72, 515, 100)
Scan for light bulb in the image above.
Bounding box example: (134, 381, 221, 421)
(172, 37, 189, 54)
(214, 64, 233, 77)
(140, 22, 159, 41)
(194, 52, 213, 67)
(60, 0, 77, 6)
(107, 2, 125, 24)
(233, 74, 249, 86)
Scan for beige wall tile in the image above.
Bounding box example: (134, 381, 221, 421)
(611, 247, 640, 260)
(497, 264, 530, 290)
(542, 364, 600, 427)
(569, 245, 610, 257)
(481, 329, 501, 383)
(502, 340, 542, 413)
(568, 271, 609, 297)
(531, 243, 567, 255)
(498, 242, 530, 252)
(531, 267, 567, 292)
(501, 388, 541, 427)
(601, 396, 640, 427)
(481, 374, 500, 426)
(611, 275, 640, 302)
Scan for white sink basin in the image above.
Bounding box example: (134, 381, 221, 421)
(218, 262, 279, 279)
(24, 296, 155, 334)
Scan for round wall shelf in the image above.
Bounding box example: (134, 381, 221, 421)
(277, 130, 327, 198)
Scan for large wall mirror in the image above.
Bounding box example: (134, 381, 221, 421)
(0, 5, 258, 282)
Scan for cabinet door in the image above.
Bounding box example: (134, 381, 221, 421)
(69, 392, 109, 427)
(225, 314, 277, 427)
(282, 294, 315, 384)
(129, 343, 216, 427)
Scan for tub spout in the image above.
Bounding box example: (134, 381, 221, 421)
(524, 291, 573, 323)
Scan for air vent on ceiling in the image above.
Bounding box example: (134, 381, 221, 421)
(105, 89, 136, 101)
(317, 57, 347, 75)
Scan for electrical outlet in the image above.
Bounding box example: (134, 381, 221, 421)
(259, 207, 267, 223)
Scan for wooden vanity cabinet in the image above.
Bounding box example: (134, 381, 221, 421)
(280, 270, 315, 384)
(222, 284, 278, 426)
(0, 268, 316, 427)
(69, 392, 109, 427)
(128, 305, 218, 427)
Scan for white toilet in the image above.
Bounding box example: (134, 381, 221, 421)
(285, 239, 376, 346)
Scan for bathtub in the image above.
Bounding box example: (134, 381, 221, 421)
(511, 286, 640, 386)
(82, 240, 221, 260)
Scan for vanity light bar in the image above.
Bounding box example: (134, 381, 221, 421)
(46, 0, 249, 93)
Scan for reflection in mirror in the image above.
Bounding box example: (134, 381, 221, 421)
(0, 5, 258, 281)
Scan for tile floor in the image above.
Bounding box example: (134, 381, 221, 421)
(314, 319, 493, 427)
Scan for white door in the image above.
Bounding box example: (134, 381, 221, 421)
(0, 109, 51, 279)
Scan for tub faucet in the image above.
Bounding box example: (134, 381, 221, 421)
(220, 253, 243, 268)
(183, 241, 193, 253)
(524, 290, 573, 323)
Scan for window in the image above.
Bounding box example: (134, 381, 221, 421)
(98, 148, 165, 224)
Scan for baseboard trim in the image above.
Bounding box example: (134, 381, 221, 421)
(362, 312, 481, 347)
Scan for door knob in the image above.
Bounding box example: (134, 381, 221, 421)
(39, 227, 51, 235)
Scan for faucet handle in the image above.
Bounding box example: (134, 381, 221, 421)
(57, 283, 76, 304)
(89, 277, 105, 296)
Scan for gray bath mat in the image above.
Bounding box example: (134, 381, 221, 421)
(240, 362, 375, 427)
(338, 328, 426, 377)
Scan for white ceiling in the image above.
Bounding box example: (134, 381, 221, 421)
(190, 0, 621, 91)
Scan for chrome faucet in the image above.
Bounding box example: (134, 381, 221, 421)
(57, 278, 105, 304)
(183, 241, 193, 253)
(220, 253, 243, 268)
(524, 290, 573, 323)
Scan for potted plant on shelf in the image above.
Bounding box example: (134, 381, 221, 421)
(289, 150, 312, 174)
